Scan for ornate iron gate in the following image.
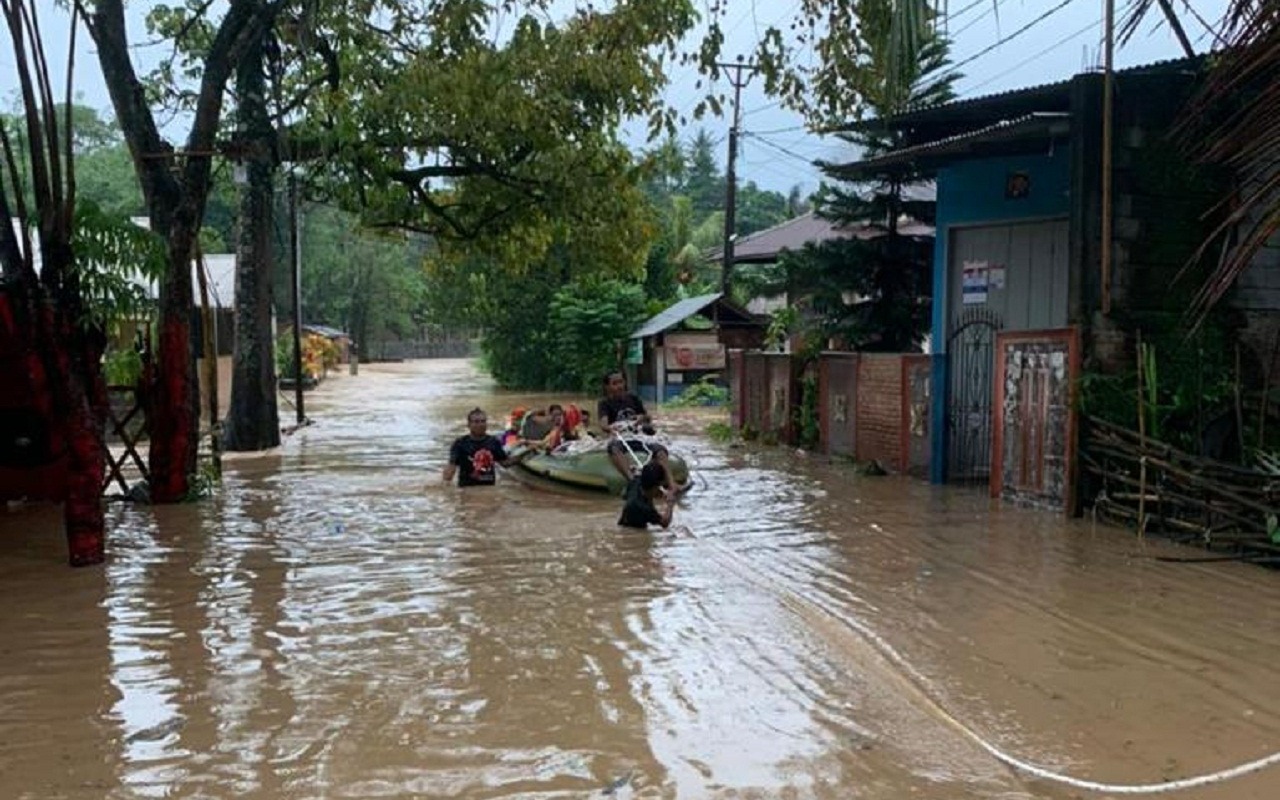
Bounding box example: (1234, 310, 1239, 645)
(946, 308, 1003, 482)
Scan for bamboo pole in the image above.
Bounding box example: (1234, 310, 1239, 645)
(193, 241, 221, 477)
(1136, 334, 1147, 538)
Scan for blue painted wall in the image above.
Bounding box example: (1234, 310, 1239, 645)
(928, 148, 1071, 484)
(931, 149, 1072, 351)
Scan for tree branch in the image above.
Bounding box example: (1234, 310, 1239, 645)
(78, 0, 178, 206)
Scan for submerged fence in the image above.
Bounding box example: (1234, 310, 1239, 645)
(364, 338, 477, 361)
(728, 349, 931, 476)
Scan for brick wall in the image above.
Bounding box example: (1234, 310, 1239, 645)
(856, 355, 905, 470)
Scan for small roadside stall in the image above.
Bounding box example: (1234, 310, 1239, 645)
(627, 293, 766, 403)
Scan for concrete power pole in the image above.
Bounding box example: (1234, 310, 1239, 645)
(717, 59, 756, 296)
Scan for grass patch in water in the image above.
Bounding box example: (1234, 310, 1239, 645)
(706, 420, 735, 443)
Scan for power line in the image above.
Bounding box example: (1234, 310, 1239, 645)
(950, 0, 1075, 72)
(948, 0, 993, 25)
(743, 98, 783, 117)
(963, 17, 1103, 95)
(743, 124, 807, 136)
(949, 1, 1002, 40)
(743, 133, 824, 169)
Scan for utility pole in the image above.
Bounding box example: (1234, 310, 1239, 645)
(717, 58, 756, 296)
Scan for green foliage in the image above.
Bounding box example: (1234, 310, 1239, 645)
(281, 1, 698, 273)
(545, 279, 649, 392)
(274, 336, 296, 380)
(667, 376, 729, 407)
(298, 204, 432, 347)
(471, 261, 646, 393)
(71, 201, 167, 330)
(751, 0, 958, 127)
(1080, 317, 1238, 454)
(764, 306, 799, 352)
(102, 348, 143, 387)
(736, 180, 791, 237)
(797, 371, 819, 449)
(706, 420, 736, 442)
(684, 129, 726, 219)
(182, 459, 221, 502)
(737, 2, 956, 354)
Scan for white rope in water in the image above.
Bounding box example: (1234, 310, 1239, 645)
(696, 536, 1280, 794)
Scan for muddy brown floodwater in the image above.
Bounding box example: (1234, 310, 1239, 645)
(2, 359, 1279, 799)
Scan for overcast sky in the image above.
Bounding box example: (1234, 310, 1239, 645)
(2, 1, 1230, 197)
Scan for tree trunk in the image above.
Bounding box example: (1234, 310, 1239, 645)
(148, 228, 200, 503)
(223, 41, 281, 452)
(61, 320, 107, 567)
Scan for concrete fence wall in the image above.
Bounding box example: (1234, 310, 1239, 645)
(731, 349, 931, 476)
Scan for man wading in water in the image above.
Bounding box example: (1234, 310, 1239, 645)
(618, 462, 676, 530)
(598, 370, 676, 493)
(442, 407, 526, 486)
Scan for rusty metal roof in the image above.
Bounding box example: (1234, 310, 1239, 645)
(705, 209, 936, 265)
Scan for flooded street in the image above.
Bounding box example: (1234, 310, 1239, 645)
(2, 359, 1279, 799)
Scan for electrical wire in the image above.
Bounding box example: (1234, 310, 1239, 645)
(962, 17, 1103, 95)
(950, 0, 1075, 72)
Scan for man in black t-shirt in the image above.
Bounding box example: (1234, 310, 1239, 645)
(598, 370, 675, 493)
(618, 463, 675, 529)
(443, 407, 521, 486)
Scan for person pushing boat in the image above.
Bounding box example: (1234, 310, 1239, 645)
(442, 407, 529, 486)
(597, 370, 675, 493)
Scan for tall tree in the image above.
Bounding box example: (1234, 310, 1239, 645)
(739, 0, 957, 353)
(221, 30, 279, 450)
(684, 128, 724, 219)
(79, 0, 285, 501)
(1, 2, 160, 565)
(143, 0, 705, 451)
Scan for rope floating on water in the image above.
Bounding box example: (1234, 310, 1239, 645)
(696, 536, 1280, 794)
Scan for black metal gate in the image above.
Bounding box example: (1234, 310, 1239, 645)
(946, 308, 1002, 483)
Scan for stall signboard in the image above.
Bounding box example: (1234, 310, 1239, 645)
(663, 333, 725, 370)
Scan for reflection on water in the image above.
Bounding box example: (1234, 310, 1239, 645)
(2, 359, 1279, 799)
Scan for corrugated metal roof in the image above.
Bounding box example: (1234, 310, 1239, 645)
(631, 293, 723, 339)
(305, 323, 350, 338)
(715, 213, 848, 263)
(706, 207, 937, 265)
(829, 113, 1070, 178)
(832, 55, 1204, 132)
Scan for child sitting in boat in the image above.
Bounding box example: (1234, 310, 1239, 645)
(522, 404, 593, 452)
(618, 462, 675, 529)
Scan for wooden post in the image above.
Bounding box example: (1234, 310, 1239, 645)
(1136, 332, 1147, 537)
(193, 242, 221, 476)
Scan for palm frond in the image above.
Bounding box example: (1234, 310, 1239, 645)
(1178, 0, 1280, 326)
